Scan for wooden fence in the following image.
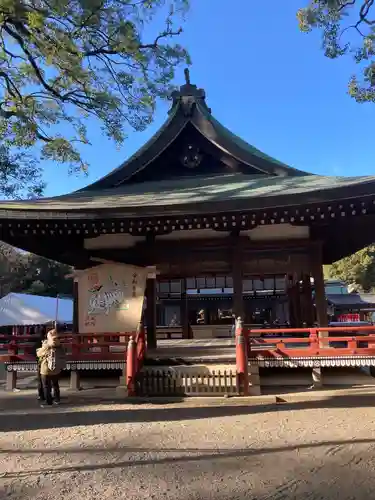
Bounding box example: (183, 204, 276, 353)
(136, 369, 238, 397)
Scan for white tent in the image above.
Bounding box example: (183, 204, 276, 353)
(0, 293, 73, 326)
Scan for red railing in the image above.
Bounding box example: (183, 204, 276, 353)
(0, 326, 148, 396)
(247, 326, 375, 358)
(0, 332, 136, 362)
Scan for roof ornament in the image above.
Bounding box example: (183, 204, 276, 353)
(180, 143, 203, 169)
(184, 67, 191, 85)
(170, 67, 208, 116)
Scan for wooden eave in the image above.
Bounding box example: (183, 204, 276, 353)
(1, 196, 375, 265)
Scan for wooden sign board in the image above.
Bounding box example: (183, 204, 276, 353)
(78, 263, 148, 333)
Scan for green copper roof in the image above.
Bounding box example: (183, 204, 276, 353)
(1, 173, 375, 218)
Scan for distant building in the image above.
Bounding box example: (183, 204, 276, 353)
(324, 279, 348, 295)
(324, 279, 375, 322)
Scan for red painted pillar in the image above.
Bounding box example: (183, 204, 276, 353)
(309, 328, 319, 354)
(126, 337, 137, 397)
(137, 323, 146, 369)
(235, 317, 249, 396)
(9, 326, 18, 356)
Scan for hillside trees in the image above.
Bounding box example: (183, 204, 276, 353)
(324, 245, 375, 291)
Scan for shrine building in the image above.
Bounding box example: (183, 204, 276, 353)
(1, 70, 375, 348)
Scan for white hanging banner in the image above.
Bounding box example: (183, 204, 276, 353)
(78, 263, 148, 333)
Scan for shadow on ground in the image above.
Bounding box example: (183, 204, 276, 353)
(0, 438, 374, 500)
(2, 392, 375, 432)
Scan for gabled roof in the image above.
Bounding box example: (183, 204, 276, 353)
(80, 69, 309, 192)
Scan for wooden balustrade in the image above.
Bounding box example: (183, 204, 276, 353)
(0, 332, 136, 362)
(247, 326, 375, 358)
(3, 326, 375, 363)
(1, 326, 148, 394)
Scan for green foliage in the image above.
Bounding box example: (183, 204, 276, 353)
(298, 1, 375, 102)
(0, 242, 25, 297)
(0, 144, 44, 199)
(22, 255, 73, 297)
(323, 264, 333, 280)
(324, 245, 375, 291)
(0, 243, 73, 298)
(0, 0, 190, 173)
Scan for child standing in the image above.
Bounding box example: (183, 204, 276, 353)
(36, 329, 66, 407)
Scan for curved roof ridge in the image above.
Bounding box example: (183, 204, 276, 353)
(78, 102, 189, 192)
(192, 101, 309, 177)
(78, 70, 310, 192)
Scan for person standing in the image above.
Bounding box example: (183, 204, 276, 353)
(36, 329, 66, 407)
(32, 325, 47, 403)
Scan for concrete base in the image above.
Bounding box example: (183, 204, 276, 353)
(249, 363, 261, 396)
(249, 385, 262, 396)
(312, 367, 323, 389)
(6, 370, 17, 391)
(69, 371, 81, 391)
(118, 364, 127, 386)
(260, 367, 375, 388)
(115, 385, 128, 397)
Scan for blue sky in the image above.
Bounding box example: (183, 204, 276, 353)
(43, 0, 373, 197)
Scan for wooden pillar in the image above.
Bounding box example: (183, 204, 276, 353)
(72, 278, 79, 334)
(180, 278, 190, 339)
(287, 276, 299, 327)
(311, 244, 328, 327)
(302, 274, 314, 326)
(294, 282, 302, 327)
(232, 233, 244, 318)
(145, 278, 157, 349)
(287, 276, 294, 326)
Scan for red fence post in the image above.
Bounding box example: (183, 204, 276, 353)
(235, 317, 249, 396)
(247, 326, 252, 358)
(8, 337, 18, 356)
(126, 337, 137, 397)
(309, 329, 319, 354)
(369, 333, 375, 350)
(137, 323, 146, 370)
(348, 337, 357, 352)
(71, 338, 80, 358)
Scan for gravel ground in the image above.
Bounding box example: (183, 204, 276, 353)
(1, 390, 375, 499)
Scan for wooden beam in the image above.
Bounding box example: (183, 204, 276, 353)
(311, 243, 328, 327)
(72, 279, 79, 334)
(180, 278, 189, 339)
(145, 278, 157, 349)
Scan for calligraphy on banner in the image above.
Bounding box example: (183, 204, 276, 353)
(78, 263, 148, 333)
